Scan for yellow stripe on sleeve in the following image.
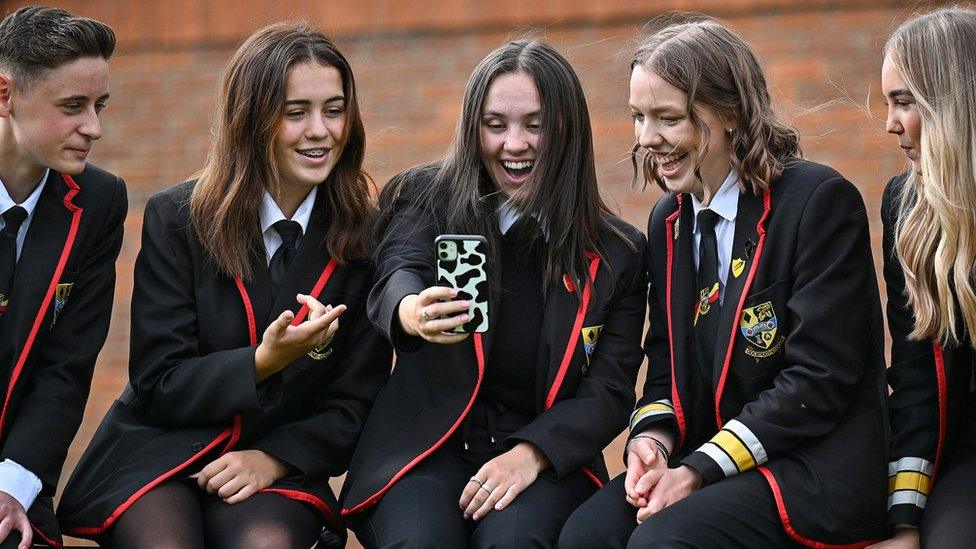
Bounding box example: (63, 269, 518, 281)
(711, 430, 756, 472)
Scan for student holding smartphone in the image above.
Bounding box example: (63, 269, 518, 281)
(340, 40, 648, 548)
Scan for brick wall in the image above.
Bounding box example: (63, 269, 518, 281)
(0, 0, 952, 545)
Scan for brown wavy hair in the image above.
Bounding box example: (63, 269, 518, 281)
(630, 13, 801, 198)
(190, 22, 371, 279)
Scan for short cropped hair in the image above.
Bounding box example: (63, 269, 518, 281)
(0, 5, 115, 90)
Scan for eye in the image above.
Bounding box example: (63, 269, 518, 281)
(631, 112, 644, 123)
(526, 120, 541, 132)
(62, 103, 82, 113)
(285, 109, 305, 119)
(325, 105, 346, 118)
(661, 117, 682, 126)
(484, 120, 506, 132)
(95, 101, 107, 113)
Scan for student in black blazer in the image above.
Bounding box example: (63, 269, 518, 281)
(874, 8, 976, 549)
(56, 23, 391, 548)
(340, 40, 647, 548)
(0, 7, 124, 549)
(561, 15, 889, 548)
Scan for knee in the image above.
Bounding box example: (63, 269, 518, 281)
(559, 510, 616, 549)
(626, 515, 697, 549)
(231, 521, 316, 549)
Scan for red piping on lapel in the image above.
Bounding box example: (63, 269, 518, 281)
(665, 197, 687, 447)
(67, 425, 236, 535)
(260, 488, 343, 530)
(234, 277, 257, 345)
(713, 190, 771, 428)
(342, 334, 486, 516)
(931, 341, 947, 480)
(291, 257, 338, 325)
(581, 467, 604, 488)
(0, 174, 83, 438)
(758, 466, 875, 549)
(544, 253, 600, 409)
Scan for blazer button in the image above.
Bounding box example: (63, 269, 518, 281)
(191, 441, 203, 452)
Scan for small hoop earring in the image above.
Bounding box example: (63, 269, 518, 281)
(726, 128, 734, 135)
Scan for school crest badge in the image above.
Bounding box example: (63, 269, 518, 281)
(693, 283, 720, 326)
(581, 325, 603, 375)
(52, 283, 73, 326)
(740, 301, 783, 358)
(0, 293, 8, 317)
(731, 258, 745, 278)
(307, 341, 333, 361)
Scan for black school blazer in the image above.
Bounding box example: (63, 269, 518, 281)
(882, 173, 973, 528)
(631, 160, 889, 546)
(0, 166, 125, 548)
(340, 177, 648, 516)
(57, 181, 392, 539)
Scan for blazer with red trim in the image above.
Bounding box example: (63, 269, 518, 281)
(882, 173, 969, 528)
(0, 165, 126, 547)
(56, 181, 392, 539)
(630, 160, 889, 545)
(339, 176, 648, 515)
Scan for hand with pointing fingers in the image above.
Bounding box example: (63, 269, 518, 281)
(254, 294, 345, 382)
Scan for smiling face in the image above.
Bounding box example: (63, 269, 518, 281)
(273, 61, 347, 201)
(0, 56, 109, 183)
(882, 52, 922, 175)
(629, 64, 733, 202)
(479, 71, 541, 197)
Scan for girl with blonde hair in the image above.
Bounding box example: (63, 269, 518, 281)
(877, 6, 976, 549)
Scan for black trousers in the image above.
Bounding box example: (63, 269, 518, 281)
(920, 450, 976, 548)
(560, 471, 801, 548)
(351, 402, 597, 549)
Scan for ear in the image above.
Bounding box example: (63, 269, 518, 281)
(0, 73, 13, 118)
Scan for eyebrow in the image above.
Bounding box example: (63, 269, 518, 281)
(482, 110, 542, 118)
(886, 89, 913, 99)
(284, 95, 345, 106)
(60, 93, 110, 101)
(629, 103, 684, 113)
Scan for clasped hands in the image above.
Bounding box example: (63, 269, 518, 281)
(625, 432, 702, 524)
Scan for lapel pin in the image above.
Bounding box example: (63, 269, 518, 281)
(731, 258, 745, 278)
(744, 239, 756, 260)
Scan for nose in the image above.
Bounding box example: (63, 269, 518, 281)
(637, 120, 663, 150)
(885, 108, 902, 135)
(79, 109, 102, 141)
(503, 127, 530, 155)
(305, 112, 329, 140)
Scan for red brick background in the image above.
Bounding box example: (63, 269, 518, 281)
(0, 0, 951, 545)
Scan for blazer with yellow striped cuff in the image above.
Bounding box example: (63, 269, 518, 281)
(882, 174, 970, 528)
(634, 160, 890, 546)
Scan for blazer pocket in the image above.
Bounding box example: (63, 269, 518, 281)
(732, 280, 787, 380)
(51, 270, 78, 326)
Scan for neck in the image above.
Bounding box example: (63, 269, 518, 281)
(0, 131, 45, 203)
(274, 185, 313, 219)
(694, 169, 731, 207)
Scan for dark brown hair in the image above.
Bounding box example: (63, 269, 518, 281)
(631, 13, 800, 195)
(0, 5, 115, 91)
(190, 21, 371, 279)
(375, 39, 630, 299)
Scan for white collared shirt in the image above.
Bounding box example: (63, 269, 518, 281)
(0, 169, 49, 260)
(497, 201, 549, 240)
(0, 171, 48, 511)
(259, 185, 318, 265)
(691, 168, 740, 304)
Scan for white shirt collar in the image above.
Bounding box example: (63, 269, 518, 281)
(260, 185, 318, 235)
(0, 169, 49, 218)
(692, 168, 739, 228)
(497, 200, 550, 240)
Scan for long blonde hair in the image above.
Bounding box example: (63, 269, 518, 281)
(888, 6, 976, 345)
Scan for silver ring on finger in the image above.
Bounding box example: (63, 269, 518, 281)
(480, 484, 494, 495)
(468, 477, 484, 486)
(421, 308, 431, 321)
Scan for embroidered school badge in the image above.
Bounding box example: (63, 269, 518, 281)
(307, 341, 333, 361)
(581, 325, 603, 375)
(0, 293, 8, 317)
(693, 283, 720, 326)
(52, 283, 73, 326)
(740, 301, 784, 358)
(731, 258, 745, 278)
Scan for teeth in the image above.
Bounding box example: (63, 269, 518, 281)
(655, 152, 685, 166)
(299, 149, 327, 157)
(503, 160, 534, 170)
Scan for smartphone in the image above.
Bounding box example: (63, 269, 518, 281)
(434, 234, 489, 333)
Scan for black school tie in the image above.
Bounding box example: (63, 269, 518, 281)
(269, 220, 302, 300)
(0, 206, 28, 315)
(694, 209, 721, 378)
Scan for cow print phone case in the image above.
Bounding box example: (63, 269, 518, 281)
(435, 234, 489, 333)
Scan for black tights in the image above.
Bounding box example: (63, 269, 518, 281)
(103, 479, 322, 549)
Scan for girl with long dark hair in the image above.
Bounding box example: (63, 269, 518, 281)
(56, 22, 390, 548)
(340, 39, 647, 548)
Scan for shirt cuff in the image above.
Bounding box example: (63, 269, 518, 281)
(0, 459, 42, 511)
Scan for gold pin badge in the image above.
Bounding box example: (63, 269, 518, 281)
(731, 258, 745, 278)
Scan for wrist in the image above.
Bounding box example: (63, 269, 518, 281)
(397, 294, 420, 336)
(253, 344, 283, 383)
(679, 465, 703, 489)
(514, 442, 550, 472)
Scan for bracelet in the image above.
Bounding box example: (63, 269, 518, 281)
(628, 434, 671, 461)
